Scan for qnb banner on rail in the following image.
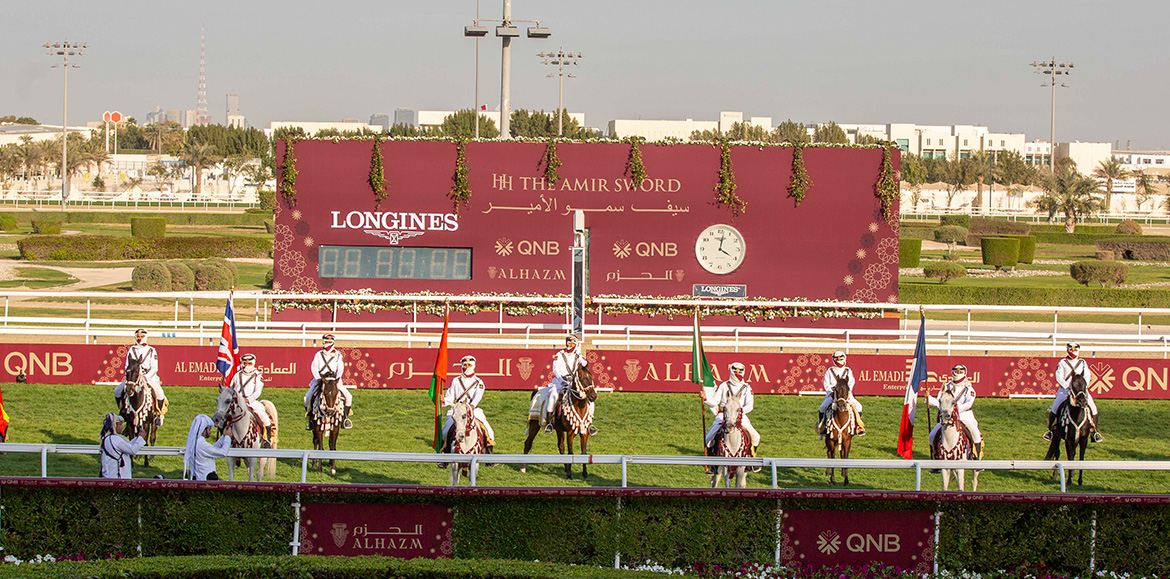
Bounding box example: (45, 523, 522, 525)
(3, 343, 1169, 399)
(780, 510, 934, 573)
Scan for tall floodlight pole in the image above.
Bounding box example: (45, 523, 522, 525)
(44, 40, 86, 208)
(539, 49, 583, 136)
(1031, 57, 1073, 172)
(474, 0, 481, 138)
(465, 1, 549, 139)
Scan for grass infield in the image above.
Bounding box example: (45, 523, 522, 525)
(1, 383, 1166, 493)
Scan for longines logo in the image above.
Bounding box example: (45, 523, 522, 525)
(817, 530, 841, 554)
(330, 210, 459, 245)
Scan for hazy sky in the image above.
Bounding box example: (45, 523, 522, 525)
(5, 1, 1169, 149)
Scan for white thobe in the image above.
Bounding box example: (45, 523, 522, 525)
(99, 434, 146, 479)
(189, 436, 232, 481)
(820, 365, 862, 414)
(230, 369, 271, 427)
(114, 344, 165, 400)
(442, 374, 494, 443)
(704, 380, 761, 447)
(928, 379, 982, 445)
(306, 349, 352, 406)
(1049, 356, 1098, 414)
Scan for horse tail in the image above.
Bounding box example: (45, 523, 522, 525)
(262, 400, 278, 479)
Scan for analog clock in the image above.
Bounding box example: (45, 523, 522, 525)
(695, 224, 746, 274)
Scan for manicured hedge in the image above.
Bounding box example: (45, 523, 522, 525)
(1028, 223, 1117, 235)
(131, 262, 172, 291)
(264, 219, 274, 234)
(165, 262, 195, 291)
(900, 284, 1170, 307)
(18, 235, 272, 261)
(898, 225, 934, 240)
(981, 236, 1019, 270)
(203, 257, 240, 285)
(1070, 261, 1128, 287)
(131, 216, 167, 238)
(4, 211, 267, 226)
(939, 214, 971, 228)
(898, 238, 921, 267)
(0, 214, 17, 232)
(970, 217, 1030, 235)
(1115, 219, 1143, 235)
(1032, 231, 1141, 245)
(923, 261, 966, 282)
(258, 190, 277, 211)
(1000, 234, 1036, 264)
(1096, 237, 1170, 261)
(934, 225, 968, 248)
(265, 268, 274, 288)
(192, 262, 233, 290)
(30, 220, 62, 235)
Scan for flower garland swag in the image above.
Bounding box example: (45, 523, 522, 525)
(267, 289, 883, 322)
(715, 139, 746, 216)
(368, 134, 388, 204)
(449, 137, 471, 210)
(279, 135, 302, 204)
(543, 138, 562, 185)
(874, 144, 899, 223)
(623, 136, 647, 189)
(787, 144, 811, 206)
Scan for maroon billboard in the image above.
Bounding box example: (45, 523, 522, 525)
(299, 503, 453, 558)
(5, 343, 1169, 400)
(273, 140, 899, 311)
(780, 510, 934, 572)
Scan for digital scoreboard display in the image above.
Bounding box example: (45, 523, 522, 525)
(318, 246, 471, 280)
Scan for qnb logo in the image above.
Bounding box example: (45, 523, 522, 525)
(816, 530, 841, 554)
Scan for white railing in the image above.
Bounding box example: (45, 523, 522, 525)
(0, 290, 1167, 355)
(0, 189, 257, 210)
(0, 442, 1160, 494)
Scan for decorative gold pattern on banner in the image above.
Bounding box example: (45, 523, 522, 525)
(98, 346, 130, 383)
(991, 357, 1053, 397)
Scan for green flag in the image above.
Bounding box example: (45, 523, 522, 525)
(691, 312, 715, 390)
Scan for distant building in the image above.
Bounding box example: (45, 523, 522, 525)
(395, 109, 585, 133)
(369, 113, 390, 131)
(607, 111, 756, 140)
(266, 121, 382, 137)
(1057, 142, 1112, 175)
(226, 94, 246, 128)
(227, 115, 247, 129)
(393, 108, 417, 127)
(1114, 150, 1170, 172)
(183, 110, 198, 128)
(0, 123, 88, 147)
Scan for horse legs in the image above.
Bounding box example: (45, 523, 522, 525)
(450, 462, 460, 486)
(825, 440, 836, 484)
(1077, 436, 1088, 487)
(972, 469, 980, 492)
(556, 430, 570, 479)
(520, 420, 539, 474)
(1065, 435, 1077, 487)
(329, 430, 338, 476)
(578, 433, 588, 479)
(957, 469, 966, 492)
(143, 422, 156, 468)
(735, 465, 747, 489)
(710, 467, 722, 488)
(942, 468, 951, 491)
(564, 432, 576, 480)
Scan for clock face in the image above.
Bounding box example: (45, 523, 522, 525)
(695, 224, 746, 275)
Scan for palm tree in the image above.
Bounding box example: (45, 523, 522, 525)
(1133, 170, 1158, 212)
(1092, 158, 1129, 212)
(969, 150, 992, 211)
(942, 157, 976, 209)
(180, 142, 218, 197)
(1032, 166, 1103, 233)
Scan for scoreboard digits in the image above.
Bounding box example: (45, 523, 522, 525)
(319, 246, 472, 280)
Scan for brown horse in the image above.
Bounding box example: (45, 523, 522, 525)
(1045, 374, 1092, 487)
(119, 355, 160, 467)
(824, 373, 854, 485)
(309, 370, 344, 475)
(522, 364, 597, 479)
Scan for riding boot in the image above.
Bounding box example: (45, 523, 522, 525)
(305, 409, 312, 431)
(261, 426, 273, 449)
(343, 405, 353, 429)
(816, 411, 826, 439)
(855, 412, 867, 436)
(750, 445, 761, 473)
(484, 444, 497, 467)
(544, 408, 555, 433)
(1091, 413, 1103, 443)
(928, 440, 940, 473)
(1042, 411, 1056, 441)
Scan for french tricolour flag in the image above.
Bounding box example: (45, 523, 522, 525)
(897, 316, 928, 459)
(216, 292, 240, 388)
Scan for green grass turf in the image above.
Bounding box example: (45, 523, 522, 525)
(0, 267, 78, 289)
(1, 383, 1165, 492)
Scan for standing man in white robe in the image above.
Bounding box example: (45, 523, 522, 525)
(183, 414, 232, 481)
(99, 412, 146, 479)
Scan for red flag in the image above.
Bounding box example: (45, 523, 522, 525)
(428, 305, 451, 451)
(0, 382, 9, 440)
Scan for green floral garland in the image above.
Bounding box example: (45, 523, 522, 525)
(267, 290, 884, 322)
(449, 138, 471, 210)
(788, 144, 811, 206)
(875, 145, 899, 223)
(544, 138, 562, 184)
(623, 136, 647, 188)
(715, 139, 746, 216)
(278, 135, 301, 204)
(368, 134, 388, 204)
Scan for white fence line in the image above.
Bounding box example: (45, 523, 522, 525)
(0, 442, 1162, 494)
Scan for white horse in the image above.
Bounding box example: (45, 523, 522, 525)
(710, 394, 750, 489)
(934, 389, 978, 492)
(449, 399, 483, 486)
(212, 386, 278, 482)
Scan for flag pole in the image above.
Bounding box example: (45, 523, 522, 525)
(921, 306, 932, 441)
(696, 309, 708, 455)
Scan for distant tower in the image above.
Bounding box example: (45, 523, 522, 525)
(195, 25, 209, 125)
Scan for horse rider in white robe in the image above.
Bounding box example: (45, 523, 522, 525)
(1045, 342, 1103, 443)
(305, 334, 353, 430)
(537, 334, 598, 434)
(817, 351, 866, 437)
(183, 414, 232, 481)
(99, 412, 146, 479)
(439, 355, 495, 455)
(114, 328, 168, 424)
(702, 363, 762, 471)
(927, 364, 983, 463)
(229, 353, 273, 443)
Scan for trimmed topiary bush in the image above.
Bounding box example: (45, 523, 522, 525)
(924, 261, 966, 283)
(165, 262, 195, 291)
(131, 217, 167, 238)
(939, 215, 971, 228)
(1000, 234, 1036, 264)
(31, 220, 62, 235)
(202, 257, 239, 286)
(1116, 220, 1143, 235)
(17, 235, 272, 261)
(0, 214, 17, 232)
(1070, 261, 1128, 287)
(131, 262, 172, 291)
(899, 238, 921, 268)
(1096, 237, 1170, 261)
(981, 237, 1020, 270)
(265, 268, 274, 288)
(1096, 250, 1115, 260)
(192, 262, 233, 291)
(258, 190, 277, 212)
(934, 225, 969, 253)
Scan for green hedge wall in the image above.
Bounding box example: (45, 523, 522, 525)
(5, 211, 267, 226)
(1000, 234, 1036, 264)
(1070, 261, 1128, 287)
(30, 220, 62, 235)
(18, 236, 272, 261)
(898, 238, 921, 267)
(1096, 237, 1170, 261)
(923, 261, 966, 282)
(130, 217, 167, 238)
(900, 283, 1170, 307)
(1032, 231, 1146, 245)
(131, 262, 172, 291)
(166, 262, 195, 291)
(939, 215, 971, 228)
(970, 217, 1030, 235)
(898, 225, 935, 240)
(0, 214, 17, 232)
(1028, 223, 1118, 234)
(980, 236, 1019, 270)
(258, 190, 277, 212)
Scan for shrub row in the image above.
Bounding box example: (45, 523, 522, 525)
(898, 225, 934, 240)
(4, 211, 268, 226)
(898, 238, 921, 267)
(0, 213, 17, 232)
(257, 190, 277, 211)
(900, 284, 1170, 307)
(30, 220, 62, 235)
(18, 236, 272, 261)
(970, 216, 1031, 235)
(1096, 237, 1170, 261)
(1070, 260, 1129, 287)
(1032, 231, 1142, 245)
(5, 487, 1170, 575)
(938, 214, 971, 228)
(130, 216, 166, 238)
(1116, 219, 1144, 235)
(923, 261, 966, 282)
(131, 259, 239, 291)
(1028, 222, 1118, 235)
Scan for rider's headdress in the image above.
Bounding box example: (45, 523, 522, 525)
(323, 333, 335, 342)
(461, 355, 476, 364)
(135, 328, 148, 335)
(832, 350, 846, 359)
(729, 362, 746, 373)
(1067, 342, 1080, 350)
(952, 364, 966, 374)
(566, 334, 580, 344)
(241, 353, 256, 363)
